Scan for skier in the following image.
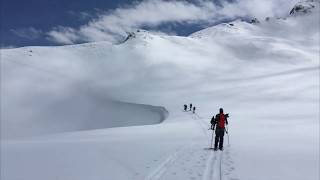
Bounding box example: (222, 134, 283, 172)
(189, 103, 193, 111)
(211, 108, 229, 151)
(184, 104, 187, 111)
(193, 106, 196, 114)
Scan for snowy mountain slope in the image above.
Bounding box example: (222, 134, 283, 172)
(1, 1, 319, 180)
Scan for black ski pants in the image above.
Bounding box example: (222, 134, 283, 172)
(214, 127, 225, 149)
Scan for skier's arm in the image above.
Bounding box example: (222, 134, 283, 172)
(225, 113, 229, 125)
(214, 115, 219, 129)
(210, 116, 216, 129)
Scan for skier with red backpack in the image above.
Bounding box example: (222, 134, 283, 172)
(211, 108, 229, 151)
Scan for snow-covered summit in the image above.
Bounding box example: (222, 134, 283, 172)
(120, 29, 158, 44)
(289, 0, 320, 16)
(188, 20, 254, 39)
(189, 0, 319, 40)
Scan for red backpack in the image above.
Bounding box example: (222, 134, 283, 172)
(218, 113, 226, 128)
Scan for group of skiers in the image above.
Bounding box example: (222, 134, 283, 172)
(183, 104, 229, 151)
(210, 108, 229, 151)
(183, 103, 196, 113)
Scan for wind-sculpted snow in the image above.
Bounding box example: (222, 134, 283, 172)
(2, 92, 169, 139)
(1, 46, 170, 139)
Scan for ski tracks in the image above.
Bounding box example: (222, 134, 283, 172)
(148, 145, 209, 180)
(202, 151, 218, 180)
(144, 146, 184, 180)
(193, 112, 235, 180)
(202, 145, 236, 180)
(144, 111, 236, 180)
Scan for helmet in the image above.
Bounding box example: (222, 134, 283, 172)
(219, 108, 223, 113)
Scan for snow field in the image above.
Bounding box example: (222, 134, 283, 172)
(1, 2, 319, 179)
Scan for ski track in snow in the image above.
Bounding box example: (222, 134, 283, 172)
(144, 145, 187, 180)
(144, 112, 234, 180)
(196, 112, 223, 180)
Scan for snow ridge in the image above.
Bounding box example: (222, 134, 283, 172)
(289, 0, 320, 16)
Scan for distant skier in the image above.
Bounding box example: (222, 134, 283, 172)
(211, 108, 229, 151)
(184, 104, 187, 111)
(193, 106, 196, 114)
(189, 103, 193, 111)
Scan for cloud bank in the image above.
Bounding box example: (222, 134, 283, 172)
(47, 0, 298, 44)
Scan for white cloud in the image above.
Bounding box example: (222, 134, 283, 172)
(47, 27, 80, 44)
(11, 27, 43, 40)
(47, 0, 298, 44)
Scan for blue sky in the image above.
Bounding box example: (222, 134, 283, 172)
(1, 0, 135, 47)
(1, 0, 296, 47)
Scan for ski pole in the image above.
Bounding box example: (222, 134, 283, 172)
(226, 126, 230, 146)
(210, 128, 214, 149)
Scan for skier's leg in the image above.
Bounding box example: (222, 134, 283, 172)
(219, 136, 223, 150)
(219, 129, 225, 150)
(214, 130, 219, 149)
